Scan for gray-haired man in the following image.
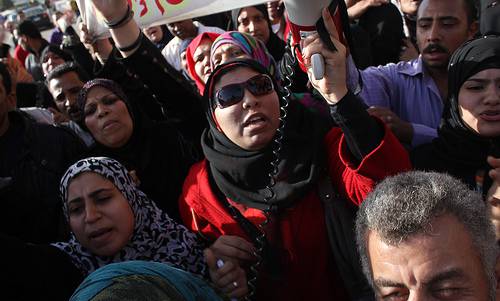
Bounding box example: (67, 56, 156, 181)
(356, 171, 499, 301)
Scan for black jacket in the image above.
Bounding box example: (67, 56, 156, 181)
(0, 233, 82, 301)
(118, 37, 207, 142)
(0, 111, 85, 243)
(89, 118, 199, 223)
(87, 36, 206, 221)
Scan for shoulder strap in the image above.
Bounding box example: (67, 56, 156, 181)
(207, 167, 284, 279)
(317, 175, 375, 301)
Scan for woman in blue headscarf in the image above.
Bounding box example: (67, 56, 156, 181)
(70, 261, 224, 301)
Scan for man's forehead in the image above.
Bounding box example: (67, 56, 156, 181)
(417, 0, 466, 19)
(366, 215, 481, 276)
(51, 72, 83, 87)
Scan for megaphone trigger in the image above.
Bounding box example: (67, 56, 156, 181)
(311, 53, 325, 80)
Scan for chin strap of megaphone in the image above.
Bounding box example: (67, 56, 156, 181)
(245, 46, 294, 301)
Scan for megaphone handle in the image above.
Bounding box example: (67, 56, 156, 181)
(311, 53, 325, 80)
(310, 6, 339, 80)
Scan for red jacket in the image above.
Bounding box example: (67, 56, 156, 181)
(14, 44, 29, 68)
(179, 126, 411, 300)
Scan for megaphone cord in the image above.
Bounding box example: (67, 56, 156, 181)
(245, 47, 294, 301)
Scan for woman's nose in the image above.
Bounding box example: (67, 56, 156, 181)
(96, 104, 109, 117)
(84, 203, 101, 223)
(241, 89, 260, 109)
(484, 84, 500, 105)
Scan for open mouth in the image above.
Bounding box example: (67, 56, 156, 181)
(244, 114, 267, 127)
(480, 111, 500, 121)
(89, 228, 111, 239)
(246, 116, 265, 125)
(425, 47, 445, 54)
(102, 120, 118, 131)
(89, 228, 112, 240)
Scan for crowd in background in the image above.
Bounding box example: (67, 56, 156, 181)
(0, 0, 499, 300)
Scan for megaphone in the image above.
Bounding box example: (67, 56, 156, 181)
(284, 0, 348, 80)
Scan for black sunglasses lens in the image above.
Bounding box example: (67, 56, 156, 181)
(247, 75, 273, 96)
(216, 84, 245, 108)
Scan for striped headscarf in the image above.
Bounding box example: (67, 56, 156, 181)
(210, 31, 277, 79)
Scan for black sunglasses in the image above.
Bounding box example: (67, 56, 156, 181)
(214, 74, 275, 109)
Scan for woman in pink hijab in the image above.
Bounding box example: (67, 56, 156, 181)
(185, 32, 221, 94)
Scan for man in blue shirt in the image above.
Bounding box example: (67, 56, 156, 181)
(354, 0, 478, 147)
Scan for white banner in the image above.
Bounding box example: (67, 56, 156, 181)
(76, 0, 269, 39)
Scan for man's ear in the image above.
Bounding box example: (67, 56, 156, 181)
(468, 20, 479, 39)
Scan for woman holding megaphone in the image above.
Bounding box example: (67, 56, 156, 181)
(178, 7, 410, 301)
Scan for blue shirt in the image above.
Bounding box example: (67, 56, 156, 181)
(356, 57, 443, 147)
(49, 27, 63, 46)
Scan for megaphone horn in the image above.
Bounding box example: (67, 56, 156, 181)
(283, 0, 349, 80)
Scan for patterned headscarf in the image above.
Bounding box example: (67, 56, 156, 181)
(52, 157, 206, 277)
(210, 31, 277, 79)
(186, 32, 221, 94)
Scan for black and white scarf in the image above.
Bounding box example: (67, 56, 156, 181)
(52, 157, 207, 277)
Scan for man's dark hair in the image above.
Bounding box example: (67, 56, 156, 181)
(417, 0, 478, 24)
(17, 20, 42, 39)
(46, 62, 90, 85)
(464, 0, 479, 24)
(41, 44, 73, 64)
(0, 62, 13, 95)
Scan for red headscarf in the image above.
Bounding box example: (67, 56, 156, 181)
(186, 32, 221, 94)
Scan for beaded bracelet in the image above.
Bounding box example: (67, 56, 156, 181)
(104, 5, 134, 29)
(117, 31, 143, 52)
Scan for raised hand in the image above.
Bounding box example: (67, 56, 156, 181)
(301, 7, 348, 104)
(90, 0, 129, 22)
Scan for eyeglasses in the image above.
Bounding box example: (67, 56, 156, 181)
(214, 74, 274, 109)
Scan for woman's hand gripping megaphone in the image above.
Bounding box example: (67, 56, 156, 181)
(302, 7, 348, 105)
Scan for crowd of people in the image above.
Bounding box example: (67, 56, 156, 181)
(0, 0, 499, 300)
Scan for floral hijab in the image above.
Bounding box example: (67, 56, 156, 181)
(52, 157, 206, 277)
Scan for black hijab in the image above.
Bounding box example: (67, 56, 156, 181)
(76, 79, 152, 171)
(231, 5, 286, 62)
(77, 79, 196, 219)
(201, 59, 331, 210)
(416, 36, 500, 183)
